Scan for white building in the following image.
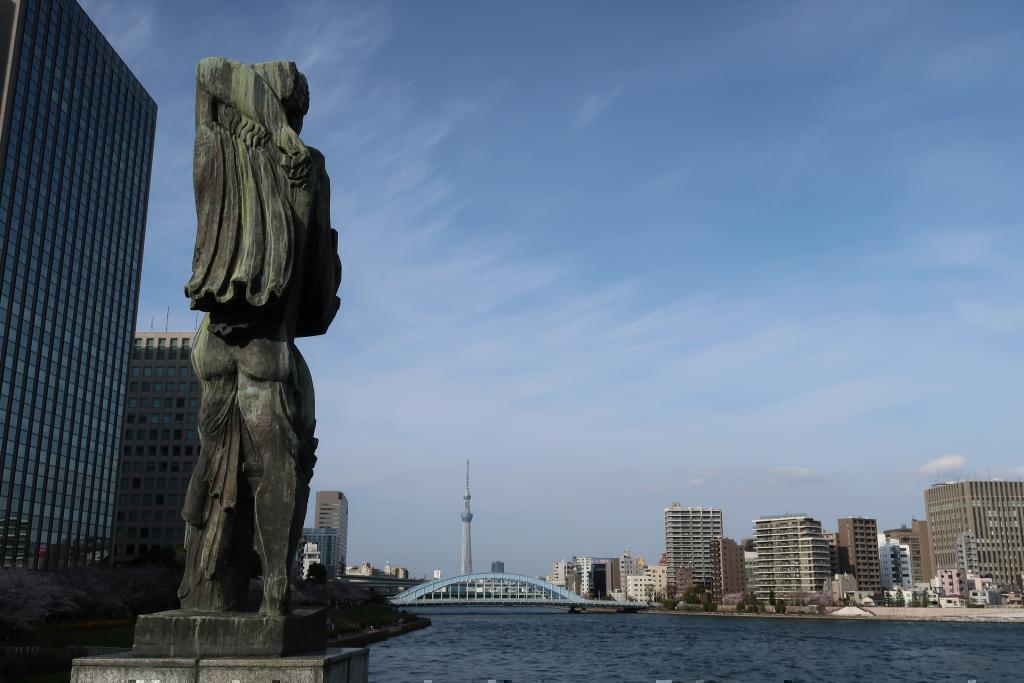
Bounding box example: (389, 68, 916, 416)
(574, 557, 594, 597)
(645, 564, 669, 599)
(878, 533, 913, 590)
(547, 559, 571, 587)
(299, 541, 321, 579)
(626, 574, 656, 602)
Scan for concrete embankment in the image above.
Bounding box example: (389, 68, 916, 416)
(645, 607, 1024, 623)
(330, 616, 432, 647)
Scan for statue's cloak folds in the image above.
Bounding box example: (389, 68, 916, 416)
(184, 99, 294, 325)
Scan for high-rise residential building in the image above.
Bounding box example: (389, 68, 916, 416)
(0, 0, 156, 568)
(753, 514, 831, 601)
(112, 332, 199, 562)
(836, 517, 881, 594)
(490, 560, 504, 573)
(883, 520, 933, 584)
(664, 503, 723, 590)
(313, 490, 348, 571)
(302, 527, 343, 579)
(925, 481, 1024, 588)
(877, 533, 913, 590)
(710, 537, 746, 600)
(460, 459, 473, 575)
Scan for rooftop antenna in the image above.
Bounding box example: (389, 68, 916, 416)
(165, 306, 170, 332)
(149, 315, 154, 331)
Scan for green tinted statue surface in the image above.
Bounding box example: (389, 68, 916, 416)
(179, 57, 341, 616)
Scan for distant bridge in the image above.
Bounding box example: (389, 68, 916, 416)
(389, 572, 650, 611)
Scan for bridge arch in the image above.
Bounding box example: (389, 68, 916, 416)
(390, 572, 590, 607)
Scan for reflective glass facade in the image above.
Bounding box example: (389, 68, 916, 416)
(0, 0, 156, 567)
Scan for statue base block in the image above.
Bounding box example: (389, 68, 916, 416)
(70, 647, 368, 683)
(133, 608, 326, 657)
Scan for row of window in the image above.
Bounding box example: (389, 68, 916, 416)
(132, 349, 191, 361)
(117, 509, 183, 523)
(116, 525, 183, 540)
(122, 428, 196, 441)
(123, 445, 196, 458)
(128, 397, 198, 409)
(130, 366, 195, 378)
(121, 460, 192, 474)
(120, 476, 191, 491)
(134, 337, 192, 349)
(127, 381, 199, 393)
(125, 413, 197, 425)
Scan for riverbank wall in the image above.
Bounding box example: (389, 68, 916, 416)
(647, 606, 1024, 623)
(330, 616, 432, 647)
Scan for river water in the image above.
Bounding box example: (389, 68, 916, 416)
(368, 608, 1023, 682)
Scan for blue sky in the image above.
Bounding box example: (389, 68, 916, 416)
(84, 0, 1024, 577)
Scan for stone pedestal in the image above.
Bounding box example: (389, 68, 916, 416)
(134, 608, 326, 657)
(69, 647, 369, 683)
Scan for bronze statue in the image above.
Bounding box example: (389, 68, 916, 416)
(179, 57, 341, 616)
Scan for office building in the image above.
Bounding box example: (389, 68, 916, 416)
(314, 490, 348, 529)
(883, 520, 933, 585)
(0, 0, 156, 567)
(710, 536, 746, 599)
(314, 490, 348, 571)
(302, 527, 343, 579)
(491, 560, 504, 573)
(112, 332, 199, 562)
(925, 481, 1024, 588)
(837, 517, 881, 594)
(753, 514, 831, 601)
(664, 503, 723, 590)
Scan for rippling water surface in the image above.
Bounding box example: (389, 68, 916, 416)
(368, 608, 1023, 682)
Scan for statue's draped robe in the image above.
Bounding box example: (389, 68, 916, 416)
(178, 86, 340, 605)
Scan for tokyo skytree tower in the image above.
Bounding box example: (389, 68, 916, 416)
(460, 459, 473, 575)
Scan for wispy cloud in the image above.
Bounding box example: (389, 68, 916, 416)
(573, 87, 622, 128)
(917, 454, 967, 476)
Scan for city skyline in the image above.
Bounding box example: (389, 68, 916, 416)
(82, 0, 1024, 577)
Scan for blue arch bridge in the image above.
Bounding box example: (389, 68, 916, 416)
(389, 572, 651, 611)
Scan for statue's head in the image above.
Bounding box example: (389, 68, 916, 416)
(253, 61, 310, 134)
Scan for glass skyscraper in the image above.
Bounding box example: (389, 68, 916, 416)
(0, 0, 156, 568)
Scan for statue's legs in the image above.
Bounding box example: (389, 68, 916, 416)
(237, 341, 316, 616)
(179, 320, 253, 611)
